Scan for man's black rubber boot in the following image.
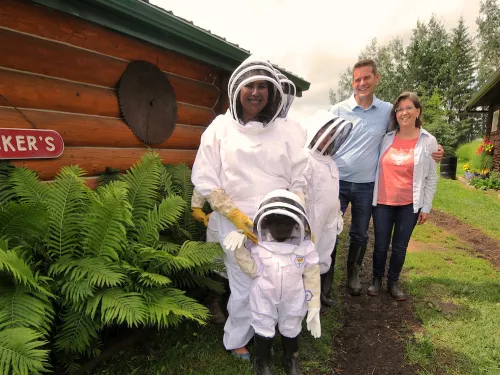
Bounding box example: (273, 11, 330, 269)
(320, 271, 335, 307)
(367, 276, 382, 296)
(347, 243, 367, 296)
(254, 334, 273, 375)
(282, 335, 302, 375)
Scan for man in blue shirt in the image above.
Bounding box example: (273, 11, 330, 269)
(327, 59, 443, 298)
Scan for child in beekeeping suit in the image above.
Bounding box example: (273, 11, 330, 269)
(304, 110, 353, 309)
(223, 189, 320, 375)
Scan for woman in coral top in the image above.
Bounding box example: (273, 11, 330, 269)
(369, 92, 438, 301)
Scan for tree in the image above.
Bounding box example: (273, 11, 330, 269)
(329, 67, 352, 105)
(447, 17, 479, 143)
(406, 15, 450, 97)
(476, 0, 500, 85)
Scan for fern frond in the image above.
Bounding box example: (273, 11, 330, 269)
(82, 181, 132, 260)
(176, 241, 223, 268)
(85, 288, 147, 327)
(49, 257, 125, 288)
(164, 163, 193, 203)
(156, 241, 181, 254)
(45, 165, 89, 259)
(59, 278, 95, 305)
(120, 152, 163, 223)
(0, 203, 48, 246)
(54, 308, 100, 355)
(171, 272, 224, 293)
(9, 167, 49, 206)
(0, 327, 50, 375)
(134, 196, 186, 245)
(0, 162, 16, 204)
(159, 164, 174, 196)
(0, 285, 54, 336)
(138, 272, 172, 288)
(136, 247, 193, 273)
(145, 288, 208, 327)
(0, 244, 53, 296)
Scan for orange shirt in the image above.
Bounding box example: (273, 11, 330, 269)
(377, 135, 419, 206)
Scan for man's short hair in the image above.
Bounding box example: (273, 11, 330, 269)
(353, 59, 378, 76)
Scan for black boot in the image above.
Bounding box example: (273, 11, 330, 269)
(367, 276, 382, 296)
(320, 272, 335, 307)
(254, 334, 273, 375)
(281, 335, 302, 375)
(387, 280, 406, 301)
(347, 243, 367, 296)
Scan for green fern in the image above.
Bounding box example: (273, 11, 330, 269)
(134, 196, 186, 245)
(45, 166, 89, 259)
(54, 308, 100, 355)
(9, 167, 49, 207)
(85, 288, 147, 327)
(0, 327, 51, 375)
(0, 162, 16, 204)
(176, 241, 223, 268)
(0, 285, 53, 336)
(144, 288, 209, 327)
(120, 152, 163, 223)
(138, 271, 172, 288)
(82, 181, 133, 260)
(49, 257, 125, 288)
(0, 203, 48, 247)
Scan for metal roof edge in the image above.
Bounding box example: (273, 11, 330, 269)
(31, 0, 310, 91)
(466, 67, 500, 111)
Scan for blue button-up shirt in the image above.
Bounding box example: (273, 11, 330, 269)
(330, 94, 392, 183)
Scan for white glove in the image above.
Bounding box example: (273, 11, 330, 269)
(337, 215, 344, 235)
(223, 230, 246, 252)
(306, 307, 321, 338)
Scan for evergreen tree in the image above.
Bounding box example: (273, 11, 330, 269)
(476, 0, 500, 85)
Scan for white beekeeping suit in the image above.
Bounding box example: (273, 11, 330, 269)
(191, 55, 308, 353)
(224, 189, 320, 375)
(304, 110, 353, 306)
(275, 70, 296, 118)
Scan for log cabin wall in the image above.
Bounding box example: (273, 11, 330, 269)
(0, 0, 232, 187)
(487, 102, 500, 172)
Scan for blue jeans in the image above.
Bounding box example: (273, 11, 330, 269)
(372, 204, 419, 281)
(331, 181, 374, 270)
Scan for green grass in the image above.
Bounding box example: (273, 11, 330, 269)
(404, 223, 500, 375)
(91, 232, 349, 375)
(433, 178, 500, 240)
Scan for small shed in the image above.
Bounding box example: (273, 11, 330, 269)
(466, 67, 500, 172)
(0, 0, 310, 187)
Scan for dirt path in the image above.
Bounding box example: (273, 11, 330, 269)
(429, 209, 500, 268)
(332, 214, 421, 375)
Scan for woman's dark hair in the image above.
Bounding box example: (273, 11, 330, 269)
(233, 67, 281, 125)
(390, 91, 423, 131)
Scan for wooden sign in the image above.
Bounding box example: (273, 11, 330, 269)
(0, 128, 64, 159)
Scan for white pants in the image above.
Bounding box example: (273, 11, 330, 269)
(208, 212, 254, 350)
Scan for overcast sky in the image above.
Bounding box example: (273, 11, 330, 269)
(151, 0, 481, 122)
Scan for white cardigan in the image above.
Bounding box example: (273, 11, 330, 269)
(372, 128, 438, 213)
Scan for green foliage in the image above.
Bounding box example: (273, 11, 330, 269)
(0, 152, 223, 374)
(476, 0, 500, 85)
(469, 172, 500, 190)
(456, 140, 482, 162)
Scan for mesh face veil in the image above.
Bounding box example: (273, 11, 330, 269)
(275, 70, 296, 118)
(306, 110, 353, 157)
(253, 189, 311, 243)
(228, 56, 284, 125)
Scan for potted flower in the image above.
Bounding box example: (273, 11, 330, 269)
(463, 163, 474, 180)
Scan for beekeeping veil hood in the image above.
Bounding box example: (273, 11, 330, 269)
(253, 189, 311, 243)
(275, 70, 296, 118)
(228, 55, 284, 125)
(306, 110, 353, 157)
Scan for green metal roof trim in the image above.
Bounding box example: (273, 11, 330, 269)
(466, 67, 500, 110)
(31, 0, 310, 92)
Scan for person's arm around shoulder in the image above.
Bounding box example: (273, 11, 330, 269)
(419, 135, 439, 224)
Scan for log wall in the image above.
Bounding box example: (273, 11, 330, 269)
(0, 0, 231, 184)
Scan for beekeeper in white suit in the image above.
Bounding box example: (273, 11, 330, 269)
(304, 110, 353, 308)
(191, 55, 307, 360)
(224, 189, 320, 375)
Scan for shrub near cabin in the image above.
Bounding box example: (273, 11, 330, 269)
(0, 128, 64, 159)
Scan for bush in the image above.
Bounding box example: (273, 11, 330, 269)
(455, 140, 482, 162)
(469, 172, 500, 190)
(0, 152, 222, 374)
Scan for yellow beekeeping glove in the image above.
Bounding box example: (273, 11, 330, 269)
(227, 208, 258, 244)
(192, 208, 210, 227)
